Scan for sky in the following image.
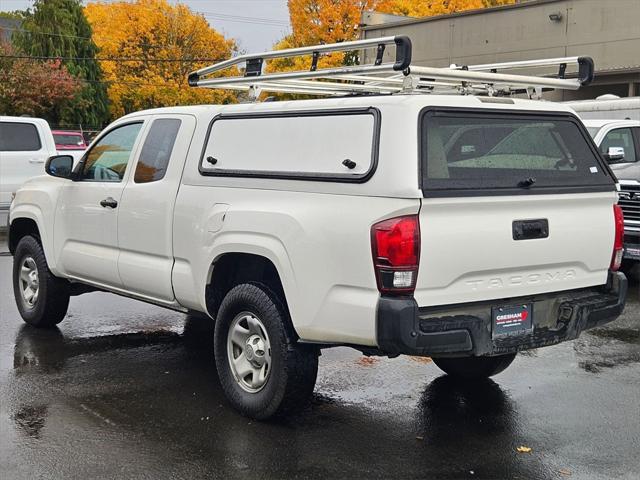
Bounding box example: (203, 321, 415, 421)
(0, 0, 292, 53)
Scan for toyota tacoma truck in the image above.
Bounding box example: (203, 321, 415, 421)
(8, 38, 628, 419)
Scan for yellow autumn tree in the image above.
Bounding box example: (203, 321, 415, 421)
(376, 0, 515, 18)
(271, 0, 515, 71)
(85, 0, 236, 118)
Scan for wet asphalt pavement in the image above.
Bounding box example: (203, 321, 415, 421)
(1, 236, 639, 479)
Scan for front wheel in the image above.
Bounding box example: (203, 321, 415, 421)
(213, 282, 318, 420)
(433, 353, 516, 379)
(12, 236, 70, 328)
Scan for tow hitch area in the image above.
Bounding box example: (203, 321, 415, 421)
(492, 304, 533, 337)
(377, 271, 627, 357)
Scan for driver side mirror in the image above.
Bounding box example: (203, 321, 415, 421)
(45, 155, 74, 179)
(604, 146, 625, 162)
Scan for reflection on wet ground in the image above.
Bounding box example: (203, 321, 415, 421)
(1, 255, 639, 479)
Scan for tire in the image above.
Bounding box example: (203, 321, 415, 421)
(13, 236, 70, 328)
(433, 353, 516, 379)
(213, 282, 318, 420)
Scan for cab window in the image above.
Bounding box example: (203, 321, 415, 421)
(80, 122, 143, 182)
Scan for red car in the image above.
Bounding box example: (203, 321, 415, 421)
(52, 130, 87, 150)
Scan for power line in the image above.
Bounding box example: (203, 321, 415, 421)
(0, 54, 225, 63)
(1, 26, 164, 49)
(204, 16, 290, 28)
(1, 11, 290, 31)
(1, 12, 290, 46)
(200, 12, 289, 27)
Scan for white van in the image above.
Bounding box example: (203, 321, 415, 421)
(0, 117, 57, 226)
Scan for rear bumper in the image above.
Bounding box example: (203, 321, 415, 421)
(376, 271, 627, 357)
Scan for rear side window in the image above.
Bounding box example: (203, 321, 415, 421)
(200, 109, 379, 182)
(53, 133, 85, 148)
(420, 110, 612, 193)
(134, 119, 182, 183)
(0, 122, 42, 152)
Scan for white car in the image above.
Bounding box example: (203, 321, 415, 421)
(7, 38, 629, 419)
(583, 119, 640, 262)
(1, 116, 57, 226)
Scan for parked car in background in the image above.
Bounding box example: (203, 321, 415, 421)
(0, 116, 57, 226)
(566, 94, 640, 122)
(584, 119, 640, 264)
(52, 130, 87, 162)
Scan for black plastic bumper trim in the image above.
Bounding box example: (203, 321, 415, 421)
(376, 271, 627, 357)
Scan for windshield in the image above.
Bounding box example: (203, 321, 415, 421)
(54, 133, 85, 147)
(586, 126, 601, 138)
(420, 110, 612, 192)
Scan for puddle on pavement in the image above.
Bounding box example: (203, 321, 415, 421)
(12, 405, 48, 439)
(587, 327, 640, 344)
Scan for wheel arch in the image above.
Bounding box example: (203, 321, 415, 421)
(9, 215, 42, 254)
(9, 203, 59, 272)
(205, 251, 299, 338)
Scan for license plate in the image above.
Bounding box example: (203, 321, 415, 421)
(492, 304, 533, 337)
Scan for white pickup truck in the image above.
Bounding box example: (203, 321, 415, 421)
(1, 116, 58, 226)
(583, 119, 640, 263)
(8, 39, 628, 419)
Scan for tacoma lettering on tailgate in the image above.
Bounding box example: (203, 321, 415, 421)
(465, 270, 577, 291)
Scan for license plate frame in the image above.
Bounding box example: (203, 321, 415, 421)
(492, 303, 533, 337)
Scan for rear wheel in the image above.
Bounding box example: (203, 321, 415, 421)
(213, 282, 318, 419)
(12, 236, 70, 328)
(433, 353, 516, 379)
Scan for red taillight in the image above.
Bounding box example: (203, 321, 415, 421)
(611, 204, 624, 271)
(371, 215, 420, 294)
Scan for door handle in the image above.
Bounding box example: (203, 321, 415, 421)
(29, 158, 45, 163)
(512, 219, 549, 240)
(100, 197, 118, 209)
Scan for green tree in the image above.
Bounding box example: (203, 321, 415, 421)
(14, 0, 109, 128)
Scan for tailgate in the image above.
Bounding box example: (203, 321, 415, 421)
(415, 107, 617, 307)
(414, 192, 616, 307)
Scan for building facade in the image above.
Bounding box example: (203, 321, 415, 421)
(361, 0, 640, 101)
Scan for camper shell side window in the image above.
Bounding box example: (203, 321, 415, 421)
(199, 108, 381, 183)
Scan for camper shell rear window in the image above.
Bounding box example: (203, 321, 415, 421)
(419, 108, 614, 196)
(200, 108, 380, 183)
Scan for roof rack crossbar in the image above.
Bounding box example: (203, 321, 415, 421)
(189, 35, 411, 86)
(451, 56, 594, 86)
(188, 36, 594, 98)
(410, 65, 582, 90)
(194, 63, 397, 88)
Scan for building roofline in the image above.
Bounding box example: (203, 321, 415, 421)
(361, 0, 564, 31)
